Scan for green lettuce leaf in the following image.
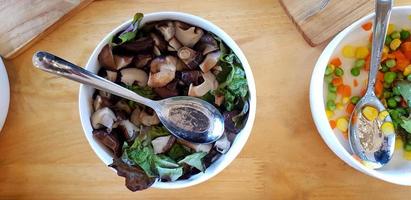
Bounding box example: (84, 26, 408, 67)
(400, 118, 411, 133)
(178, 152, 207, 172)
(155, 166, 183, 182)
(125, 85, 156, 99)
(167, 143, 191, 161)
(148, 126, 170, 139)
(397, 81, 411, 105)
(114, 13, 144, 45)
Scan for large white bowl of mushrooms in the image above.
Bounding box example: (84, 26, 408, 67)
(78, 12, 256, 191)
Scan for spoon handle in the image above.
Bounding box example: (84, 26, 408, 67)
(32, 51, 157, 108)
(367, 0, 392, 95)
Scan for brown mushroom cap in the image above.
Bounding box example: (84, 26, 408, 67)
(195, 33, 219, 55)
(91, 107, 117, 131)
(120, 68, 148, 87)
(147, 56, 177, 88)
(155, 21, 175, 41)
(175, 21, 204, 47)
(117, 120, 139, 142)
(188, 72, 218, 97)
(134, 54, 153, 68)
(151, 135, 176, 154)
(98, 44, 133, 71)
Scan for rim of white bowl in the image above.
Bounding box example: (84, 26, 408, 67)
(79, 11, 256, 189)
(0, 57, 10, 133)
(310, 6, 411, 186)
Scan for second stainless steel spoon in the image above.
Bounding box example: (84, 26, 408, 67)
(33, 51, 224, 144)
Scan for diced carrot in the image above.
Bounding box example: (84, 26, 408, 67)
(401, 41, 411, 59)
(376, 71, 384, 82)
(353, 79, 359, 87)
(332, 77, 343, 86)
(375, 81, 383, 97)
(330, 120, 336, 129)
(337, 85, 345, 95)
(346, 103, 355, 115)
(387, 53, 396, 59)
(330, 57, 342, 67)
(342, 85, 352, 97)
(381, 52, 388, 62)
(362, 21, 373, 31)
(396, 58, 410, 71)
(361, 88, 366, 96)
(393, 50, 406, 60)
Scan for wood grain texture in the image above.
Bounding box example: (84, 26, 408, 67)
(0, 0, 92, 59)
(1, 0, 411, 199)
(280, 0, 374, 46)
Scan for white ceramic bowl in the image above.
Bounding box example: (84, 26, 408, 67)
(79, 12, 256, 189)
(310, 6, 411, 185)
(0, 58, 10, 132)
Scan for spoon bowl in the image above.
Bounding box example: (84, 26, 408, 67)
(33, 51, 224, 144)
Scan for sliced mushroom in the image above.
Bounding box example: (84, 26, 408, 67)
(168, 37, 182, 51)
(199, 51, 221, 73)
(175, 21, 204, 47)
(93, 130, 122, 157)
(106, 70, 118, 82)
(150, 32, 167, 54)
(98, 44, 133, 71)
(175, 58, 188, 71)
(153, 80, 179, 98)
(114, 37, 154, 55)
(151, 135, 176, 154)
(155, 21, 175, 41)
(214, 133, 231, 154)
(114, 100, 132, 114)
(188, 72, 218, 97)
(147, 56, 177, 88)
(130, 107, 141, 126)
(118, 120, 139, 142)
(139, 111, 160, 126)
(91, 107, 117, 131)
(134, 54, 153, 68)
(99, 90, 111, 99)
(215, 95, 224, 106)
(120, 68, 148, 87)
(178, 70, 203, 86)
(195, 33, 219, 55)
(212, 65, 222, 76)
(93, 95, 111, 111)
(177, 47, 203, 69)
(178, 139, 212, 153)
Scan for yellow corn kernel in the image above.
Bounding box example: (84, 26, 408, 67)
(383, 46, 389, 54)
(362, 106, 378, 121)
(381, 122, 395, 136)
(378, 110, 389, 120)
(387, 24, 396, 35)
(336, 117, 348, 132)
(336, 103, 344, 110)
(342, 45, 356, 58)
(342, 97, 350, 104)
(326, 110, 334, 119)
(355, 47, 369, 59)
(404, 151, 411, 160)
(390, 38, 402, 50)
(404, 65, 411, 76)
(395, 137, 404, 150)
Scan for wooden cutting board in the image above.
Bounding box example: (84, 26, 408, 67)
(280, 0, 374, 46)
(0, 0, 93, 59)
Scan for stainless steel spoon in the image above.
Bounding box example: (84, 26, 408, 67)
(348, 0, 395, 169)
(33, 51, 224, 144)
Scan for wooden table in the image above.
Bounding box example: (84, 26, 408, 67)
(1, 0, 411, 199)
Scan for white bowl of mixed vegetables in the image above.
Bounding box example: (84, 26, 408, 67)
(311, 6, 411, 185)
(78, 12, 256, 191)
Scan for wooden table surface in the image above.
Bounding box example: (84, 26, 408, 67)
(1, 0, 411, 199)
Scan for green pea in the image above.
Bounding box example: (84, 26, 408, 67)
(385, 59, 396, 68)
(383, 82, 391, 88)
(328, 83, 337, 93)
(384, 72, 397, 83)
(334, 67, 344, 76)
(327, 100, 336, 111)
(387, 97, 398, 108)
(384, 91, 392, 99)
(327, 92, 337, 101)
(401, 29, 410, 40)
(324, 74, 333, 83)
(325, 64, 335, 75)
(350, 96, 360, 104)
(393, 87, 400, 95)
(355, 59, 365, 68)
(381, 64, 389, 72)
(407, 74, 411, 81)
(350, 67, 361, 76)
(391, 31, 401, 39)
(394, 95, 402, 102)
(385, 36, 392, 46)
